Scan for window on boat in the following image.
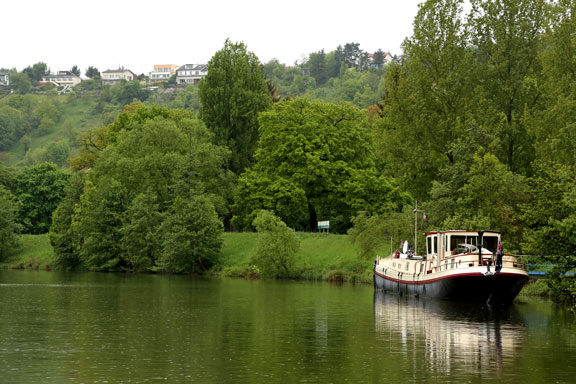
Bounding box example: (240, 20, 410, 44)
(427, 235, 437, 256)
(449, 235, 477, 251)
(483, 236, 498, 253)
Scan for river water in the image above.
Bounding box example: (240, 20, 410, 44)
(0, 270, 575, 383)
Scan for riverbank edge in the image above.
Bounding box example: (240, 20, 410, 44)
(1, 233, 551, 297)
(1, 232, 374, 284)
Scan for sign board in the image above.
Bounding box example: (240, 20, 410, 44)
(318, 221, 330, 229)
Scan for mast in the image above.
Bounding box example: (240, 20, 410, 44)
(414, 199, 418, 255)
(413, 199, 425, 256)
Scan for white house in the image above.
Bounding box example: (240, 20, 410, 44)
(101, 68, 136, 85)
(0, 72, 10, 86)
(176, 64, 208, 84)
(42, 71, 82, 87)
(149, 64, 178, 82)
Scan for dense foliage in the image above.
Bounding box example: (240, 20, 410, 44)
(12, 162, 70, 234)
(362, 0, 576, 302)
(233, 98, 410, 232)
(2, 1, 576, 303)
(199, 39, 272, 174)
(49, 105, 233, 271)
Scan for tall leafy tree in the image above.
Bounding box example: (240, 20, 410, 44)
(376, 0, 474, 198)
(308, 50, 328, 85)
(8, 72, 32, 94)
(469, 0, 547, 174)
(85, 66, 101, 79)
(50, 172, 86, 270)
(70, 65, 81, 76)
(13, 162, 70, 234)
(199, 39, 272, 173)
(372, 49, 385, 68)
(23, 62, 48, 82)
(343, 42, 362, 68)
(326, 46, 345, 78)
(0, 186, 21, 259)
(157, 195, 223, 273)
(0, 105, 27, 150)
(530, 0, 576, 164)
(53, 105, 232, 272)
(233, 99, 409, 232)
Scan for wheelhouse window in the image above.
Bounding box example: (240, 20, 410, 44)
(427, 235, 437, 256)
(483, 236, 498, 253)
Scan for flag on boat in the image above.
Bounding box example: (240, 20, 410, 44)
(423, 212, 427, 222)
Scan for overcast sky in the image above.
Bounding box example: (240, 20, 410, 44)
(3, 0, 423, 75)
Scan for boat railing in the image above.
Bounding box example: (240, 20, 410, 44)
(516, 255, 576, 277)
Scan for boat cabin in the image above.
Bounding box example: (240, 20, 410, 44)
(425, 230, 500, 262)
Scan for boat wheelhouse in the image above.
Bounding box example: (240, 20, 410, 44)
(373, 230, 529, 303)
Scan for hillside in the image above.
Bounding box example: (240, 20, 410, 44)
(1, 94, 104, 167)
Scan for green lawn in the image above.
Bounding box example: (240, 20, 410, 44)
(220, 232, 371, 282)
(1, 234, 55, 269)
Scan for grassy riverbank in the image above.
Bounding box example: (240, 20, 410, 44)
(1, 234, 56, 270)
(1, 232, 372, 282)
(2, 234, 552, 294)
(219, 232, 371, 282)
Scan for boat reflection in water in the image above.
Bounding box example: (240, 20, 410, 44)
(373, 291, 527, 377)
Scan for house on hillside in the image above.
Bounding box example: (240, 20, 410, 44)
(0, 72, 10, 86)
(369, 51, 401, 68)
(149, 64, 178, 82)
(101, 68, 136, 85)
(176, 64, 208, 84)
(42, 71, 82, 87)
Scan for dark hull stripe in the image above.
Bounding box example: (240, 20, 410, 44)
(374, 271, 528, 303)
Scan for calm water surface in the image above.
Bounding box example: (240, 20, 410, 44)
(0, 270, 575, 383)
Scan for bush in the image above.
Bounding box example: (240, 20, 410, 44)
(251, 210, 301, 278)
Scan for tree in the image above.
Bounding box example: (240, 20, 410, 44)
(9, 72, 32, 94)
(50, 172, 86, 269)
(70, 65, 81, 76)
(375, 0, 475, 198)
(326, 46, 345, 78)
(343, 42, 362, 68)
(372, 49, 385, 68)
(308, 50, 328, 86)
(251, 210, 300, 278)
(23, 62, 48, 82)
(12, 162, 71, 234)
(0, 105, 27, 150)
(0, 186, 21, 259)
(119, 191, 162, 271)
(529, 0, 576, 164)
(469, 0, 547, 174)
(85, 66, 100, 79)
(520, 161, 576, 303)
(349, 208, 419, 260)
(44, 141, 70, 167)
(233, 99, 409, 232)
(157, 195, 223, 273)
(53, 105, 233, 272)
(0, 162, 16, 189)
(199, 39, 272, 173)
